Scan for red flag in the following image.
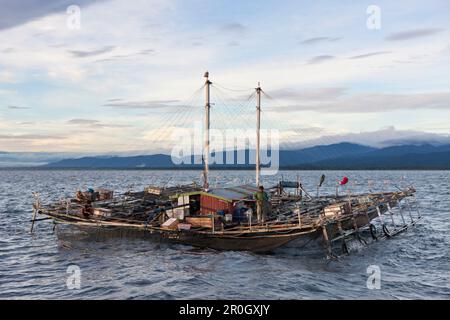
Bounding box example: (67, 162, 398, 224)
(339, 177, 349, 185)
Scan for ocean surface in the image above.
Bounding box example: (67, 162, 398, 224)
(0, 169, 449, 300)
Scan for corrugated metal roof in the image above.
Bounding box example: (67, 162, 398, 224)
(209, 185, 259, 200)
(174, 185, 259, 201)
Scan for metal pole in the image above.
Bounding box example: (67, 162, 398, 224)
(256, 83, 262, 187)
(203, 71, 211, 191)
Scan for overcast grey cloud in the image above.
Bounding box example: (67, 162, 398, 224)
(0, 0, 106, 31)
(227, 41, 240, 47)
(295, 127, 450, 148)
(269, 87, 346, 101)
(102, 100, 184, 110)
(0, 134, 65, 140)
(268, 92, 450, 113)
(68, 46, 116, 58)
(307, 55, 335, 64)
(349, 51, 391, 59)
(139, 49, 155, 55)
(93, 49, 156, 63)
(7, 105, 30, 110)
(386, 28, 444, 41)
(2, 47, 15, 53)
(67, 118, 130, 128)
(67, 119, 100, 125)
(301, 37, 341, 45)
(220, 22, 246, 33)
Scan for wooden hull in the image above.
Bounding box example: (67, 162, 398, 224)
(165, 230, 314, 253)
(56, 223, 316, 253)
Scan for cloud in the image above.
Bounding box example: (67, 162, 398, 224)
(0, 134, 65, 140)
(16, 121, 35, 125)
(93, 49, 156, 63)
(307, 55, 335, 64)
(279, 126, 327, 148)
(386, 28, 444, 41)
(301, 37, 341, 45)
(0, 71, 18, 83)
(268, 91, 450, 113)
(67, 118, 131, 128)
(443, 44, 450, 54)
(0, 89, 17, 96)
(102, 100, 184, 110)
(2, 48, 15, 53)
(7, 105, 30, 110)
(220, 22, 246, 33)
(296, 126, 450, 148)
(67, 119, 100, 125)
(139, 49, 155, 55)
(227, 41, 240, 47)
(267, 87, 346, 101)
(0, 0, 106, 31)
(349, 51, 391, 59)
(0, 1, 449, 153)
(68, 46, 116, 58)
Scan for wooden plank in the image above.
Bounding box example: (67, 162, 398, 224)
(186, 216, 213, 228)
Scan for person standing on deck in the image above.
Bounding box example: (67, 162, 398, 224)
(254, 186, 269, 223)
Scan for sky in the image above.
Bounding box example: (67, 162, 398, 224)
(0, 0, 449, 154)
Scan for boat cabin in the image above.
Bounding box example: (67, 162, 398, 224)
(167, 185, 259, 228)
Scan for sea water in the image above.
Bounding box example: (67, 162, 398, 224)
(0, 169, 449, 299)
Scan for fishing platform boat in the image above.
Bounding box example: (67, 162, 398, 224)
(31, 73, 422, 258)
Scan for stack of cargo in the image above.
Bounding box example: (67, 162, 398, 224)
(323, 202, 351, 219)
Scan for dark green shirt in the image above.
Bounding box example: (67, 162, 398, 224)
(254, 191, 269, 202)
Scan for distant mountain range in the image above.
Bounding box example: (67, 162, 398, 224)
(0, 152, 73, 167)
(32, 142, 450, 169)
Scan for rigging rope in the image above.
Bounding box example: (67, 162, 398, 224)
(145, 85, 204, 149)
(140, 80, 351, 168)
(213, 82, 255, 93)
(260, 88, 343, 154)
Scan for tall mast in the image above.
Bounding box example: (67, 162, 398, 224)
(203, 71, 211, 190)
(256, 83, 262, 187)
